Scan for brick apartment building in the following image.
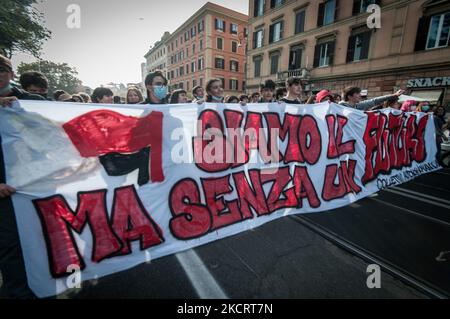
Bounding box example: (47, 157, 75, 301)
(166, 2, 248, 96)
(246, 0, 450, 106)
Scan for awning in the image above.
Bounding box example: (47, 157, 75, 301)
(398, 94, 429, 103)
(408, 89, 444, 103)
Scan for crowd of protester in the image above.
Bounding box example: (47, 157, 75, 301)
(0, 52, 450, 298)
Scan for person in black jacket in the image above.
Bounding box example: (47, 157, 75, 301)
(258, 79, 276, 103)
(0, 54, 41, 299)
(279, 76, 304, 104)
(0, 55, 45, 107)
(19, 71, 53, 100)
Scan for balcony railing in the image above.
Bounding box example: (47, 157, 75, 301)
(277, 68, 309, 81)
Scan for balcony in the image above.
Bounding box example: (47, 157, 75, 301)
(277, 68, 310, 82)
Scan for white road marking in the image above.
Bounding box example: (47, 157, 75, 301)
(436, 251, 450, 262)
(176, 249, 228, 299)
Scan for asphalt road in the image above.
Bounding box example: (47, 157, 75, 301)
(2, 168, 449, 299)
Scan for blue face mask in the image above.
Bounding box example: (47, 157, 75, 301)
(211, 95, 223, 102)
(0, 83, 12, 96)
(421, 105, 430, 112)
(153, 86, 168, 101)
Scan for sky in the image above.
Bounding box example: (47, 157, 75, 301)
(11, 0, 249, 89)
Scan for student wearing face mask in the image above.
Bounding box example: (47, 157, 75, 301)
(143, 70, 168, 105)
(192, 86, 205, 102)
(205, 78, 224, 103)
(417, 102, 431, 113)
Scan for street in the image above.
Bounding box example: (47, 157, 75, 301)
(1, 168, 443, 299)
(1, 169, 448, 299)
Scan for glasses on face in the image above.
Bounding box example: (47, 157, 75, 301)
(0, 67, 11, 73)
(153, 82, 165, 87)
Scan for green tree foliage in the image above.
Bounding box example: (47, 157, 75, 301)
(0, 0, 51, 58)
(17, 60, 82, 96)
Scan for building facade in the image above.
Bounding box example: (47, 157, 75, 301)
(246, 0, 450, 106)
(141, 62, 147, 88)
(144, 32, 171, 79)
(166, 2, 248, 96)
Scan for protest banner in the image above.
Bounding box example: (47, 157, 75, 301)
(0, 100, 440, 297)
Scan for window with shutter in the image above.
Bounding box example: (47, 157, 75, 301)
(352, 0, 361, 15)
(270, 21, 283, 43)
(254, 0, 265, 17)
(289, 46, 302, 70)
(270, 0, 284, 8)
(313, 44, 320, 67)
(346, 35, 356, 63)
(217, 38, 223, 50)
(231, 24, 238, 34)
(324, 0, 336, 25)
(295, 10, 305, 34)
(327, 41, 335, 65)
(232, 41, 238, 53)
(314, 40, 335, 67)
(415, 16, 431, 51)
(317, 3, 325, 27)
(254, 30, 264, 48)
(426, 12, 450, 50)
(254, 57, 262, 77)
(360, 31, 371, 59)
(270, 54, 279, 75)
(269, 25, 274, 43)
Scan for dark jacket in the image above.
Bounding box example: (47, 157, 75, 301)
(141, 97, 167, 105)
(280, 97, 301, 104)
(258, 98, 276, 103)
(6, 87, 46, 101)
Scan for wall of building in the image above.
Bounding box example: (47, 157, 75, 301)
(166, 3, 248, 97)
(245, 0, 450, 106)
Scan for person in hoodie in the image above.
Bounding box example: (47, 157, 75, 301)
(142, 70, 168, 105)
(339, 86, 405, 111)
